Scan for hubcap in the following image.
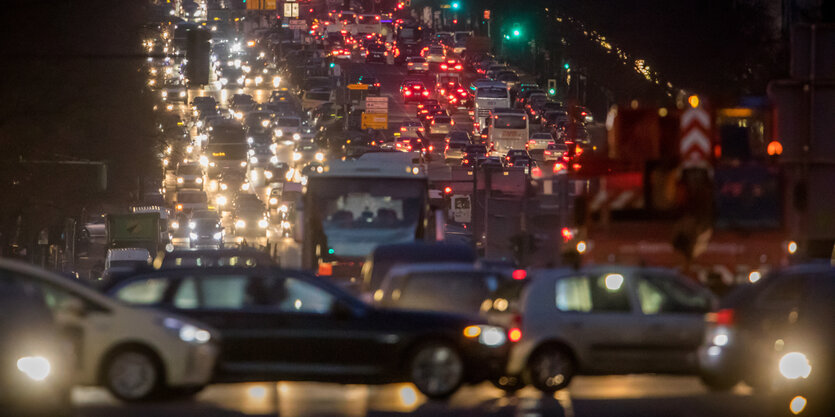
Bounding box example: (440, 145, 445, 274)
(411, 345, 463, 396)
(108, 352, 156, 399)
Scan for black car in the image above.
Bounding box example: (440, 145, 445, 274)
(699, 263, 834, 416)
(365, 43, 388, 64)
(106, 267, 510, 399)
(0, 274, 72, 417)
(188, 218, 224, 249)
(356, 75, 381, 96)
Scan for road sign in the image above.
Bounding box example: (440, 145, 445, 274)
(365, 96, 388, 113)
(680, 104, 711, 169)
(361, 112, 388, 130)
(347, 84, 368, 90)
(288, 19, 305, 29)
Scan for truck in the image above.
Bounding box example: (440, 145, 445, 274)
(106, 212, 162, 256)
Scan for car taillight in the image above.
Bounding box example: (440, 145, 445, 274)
(428, 145, 434, 151)
(708, 308, 735, 326)
(554, 162, 566, 172)
(404, 90, 412, 96)
(401, 127, 407, 132)
(422, 91, 429, 96)
(176, 204, 183, 211)
(508, 313, 523, 342)
(512, 269, 527, 280)
(455, 64, 462, 70)
(545, 150, 551, 155)
(418, 127, 424, 132)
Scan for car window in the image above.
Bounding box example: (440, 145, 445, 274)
(395, 272, 491, 314)
(173, 277, 199, 309)
(200, 275, 253, 308)
(555, 273, 632, 313)
(115, 277, 170, 305)
(635, 272, 710, 314)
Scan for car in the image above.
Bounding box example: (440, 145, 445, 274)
(416, 100, 440, 120)
(406, 56, 429, 74)
(232, 206, 269, 237)
(248, 144, 275, 168)
(188, 218, 224, 249)
(698, 263, 835, 400)
(356, 75, 381, 95)
(103, 248, 152, 280)
(301, 88, 334, 111)
(191, 96, 218, 117)
(439, 58, 463, 72)
(161, 81, 187, 103)
(555, 122, 590, 144)
(395, 136, 428, 153)
(273, 115, 304, 143)
(491, 266, 715, 393)
(0, 272, 73, 416)
(524, 93, 549, 122)
(428, 115, 454, 136)
(175, 162, 204, 190)
(444, 141, 468, 161)
(375, 263, 517, 316)
(423, 45, 446, 63)
(173, 190, 209, 213)
(365, 43, 388, 63)
(106, 266, 511, 399)
(485, 65, 508, 79)
(494, 71, 520, 88)
(1, 259, 219, 402)
(398, 120, 426, 137)
(543, 142, 569, 162)
(505, 149, 531, 166)
(360, 242, 477, 295)
(401, 81, 430, 103)
(480, 156, 506, 169)
(542, 110, 571, 130)
(446, 130, 472, 145)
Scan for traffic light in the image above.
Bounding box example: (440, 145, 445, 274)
(451, 2, 460, 9)
(483, 9, 490, 20)
(563, 62, 570, 70)
(186, 28, 210, 85)
(512, 29, 521, 37)
(547, 79, 557, 95)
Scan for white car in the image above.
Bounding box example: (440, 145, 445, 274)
(406, 56, 429, 74)
(544, 142, 569, 162)
(1, 259, 219, 401)
(528, 133, 555, 150)
(174, 190, 209, 214)
(424, 46, 446, 63)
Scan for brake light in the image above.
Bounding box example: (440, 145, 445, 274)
(512, 269, 527, 280)
(455, 64, 462, 70)
(708, 308, 735, 326)
(374, 83, 380, 87)
(413, 85, 420, 89)
(176, 204, 183, 211)
(428, 145, 434, 151)
(573, 163, 582, 170)
(544, 150, 551, 155)
(418, 127, 424, 132)
(508, 328, 522, 342)
(422, 91, 429, 96)
(553, 162, 566, 172)
(404, 90, 412, 96)
(401, 127, 407, 132)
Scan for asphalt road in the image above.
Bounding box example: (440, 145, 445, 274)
(74, 376, 768, 417)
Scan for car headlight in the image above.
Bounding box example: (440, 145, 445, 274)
(188, 221, 196, 230)
(275, 129, 284, 137)
(17, 356, 51, 381)
(779, 352, 812, 379)
(161, 91, 168, 97)
(199, 155, 208, 167)
(261, 120, 270, 128)
(258, 219, 269, 228)
(250, 156, 259, 164)
(269, 197, 278, 205)
(195, 177, 203, 184)
(213, 231, 223, 240)
(161, 317, 211, 344)
(196, 120, 203, 128)
(463, 325, 507, 347)
(293, 152, 302, 161)
(219, 183, 228, 191)
(314, 152, 325, 161)
(237, 77, 245, 84)
(189, 232, 198, 240)
(240, 161, 248, 167)
(179, 91, 186, 97)
(269, 156, 279, 165)
(171, 221, 179, 230)
(293, 133, 301, 141)
(272, 76, 280, 87)
(279, 204, 288, 212)
(235, 219, 246, 228)
(269, 143, 277, 153)
(255, 76, 263, 84)
(177, 177, 184, 183)
(241, 182, 250, 191)
(264, 170, 274, 179)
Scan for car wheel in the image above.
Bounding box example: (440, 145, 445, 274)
(490, 375, 526, 394)
(526, 346, 575, 393)
(408, 341, 464, 400)
(700, 372, 740, 391)
(104, 349, 162, 402)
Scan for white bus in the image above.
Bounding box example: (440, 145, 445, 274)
(474, 81, 510, 133)
(488, 108, 529, 152)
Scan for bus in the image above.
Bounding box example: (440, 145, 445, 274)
(301, 159, 435, 284)
(474, 81, 510, 132)
(203, 119, 247, 178)
(488, 108, 529, 151)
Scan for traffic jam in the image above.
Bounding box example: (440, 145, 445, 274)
(1, 0, 832, 416)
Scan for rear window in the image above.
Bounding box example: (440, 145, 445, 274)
(408, 57, 426, 63)
(477, 87, 507, 98)
(177, 165, 202, 175)
(277, 118, 301, 127)
(434, 117, 451, 123)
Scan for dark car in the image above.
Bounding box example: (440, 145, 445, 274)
(356, 75, 381, 96)
(361, 242, 477, 294)
(365, 43, 388, 64)
(698, 263, 835, 413)
(0, 275, 72, 417)
(106, 267, 510, 399)
(151, 248, 274, 271)
(188, 218, 224, 249)
(401, 81, 430, 103)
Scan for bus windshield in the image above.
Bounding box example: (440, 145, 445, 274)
(494, 115, 527, 129)
(308, 178, 426, 258)
(477, 87, 508, 99)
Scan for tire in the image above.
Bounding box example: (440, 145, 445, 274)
(490, 375, 526, 394)
(525, 346, 575, 393)
(408, 341, 465, 400)
(103, 349, 163, 402)
(700, 372, 740, 391)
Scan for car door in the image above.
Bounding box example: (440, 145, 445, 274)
(551, 268, 646, 373)
(631, 270, 714, 373)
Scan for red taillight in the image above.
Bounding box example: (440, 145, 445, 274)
(512, 269, 526, 280)
(441, 64, 448, 70)
(422, 91, 429, 96)
(404, 90, 412, 96)
(401, 127, 407, 132)
(418, 127, 424, 132)
(455, 64, 462, 70)
(428, 145, 434, 151)
(544, 150, 551, 155)
(413, 85, 420, 89)
(554, 162, 566, 172)
(374, 83, 380, 87)
(561, 227, 574, 241)
(508, 328, 522, 342)
(573, 163, 582, 170)
(709, 308, 735, 326)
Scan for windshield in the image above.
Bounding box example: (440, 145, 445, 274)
(277, 118, 301, 127)
(477, 87, 507, 99)
(177, 165, 201, 175)
(309, 178, 426, 258)
(494, 115, 527, 129)
(178, 193, 207, 203)
(307, 91, 331, 101)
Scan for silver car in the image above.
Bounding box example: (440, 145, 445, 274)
(488, 266, 715, 393)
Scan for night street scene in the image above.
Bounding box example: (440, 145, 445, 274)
(1, 0, 833, 416)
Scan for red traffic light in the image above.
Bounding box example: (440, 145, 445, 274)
(444, 186, 453, 194)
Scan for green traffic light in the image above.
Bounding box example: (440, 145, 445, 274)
(329, 62, 335, 68)
(563, 63, 570, 70)
(451, 2, 460, 9)
(513, 29, 520, 37)
(548, 88, 556, 95)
